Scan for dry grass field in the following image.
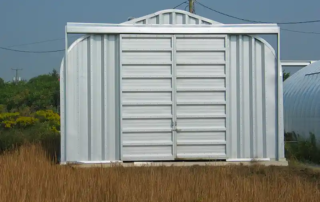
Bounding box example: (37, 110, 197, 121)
(1, 145, 320, 202)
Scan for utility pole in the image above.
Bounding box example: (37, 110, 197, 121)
(11, 68, 23, 84)
(189, 0, 194, 13)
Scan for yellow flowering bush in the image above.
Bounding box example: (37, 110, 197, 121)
(16, 117, 38, 128)
(0, 112, 20, 121)
(0, 110, 60, 131)
(1, 120, 16, 128)
(34, 110, 60, 131)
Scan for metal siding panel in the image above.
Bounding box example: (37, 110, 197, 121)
(176, 37, 225, 50)
(254, 40, 265, 158)
(149, 16, 159, 24)
(122, 146, 173, 158)
(225, 36, 230, 159)
(174, 35, 227, 160)
(175, 13, 185, 24)
(177, 92, 225, 102)
(122, 64, 172, 76)
(176, 51, 225, 64)
(123, 106, 172, 115)
(123, 132, 172, 143)
(122, 51, 172, 64)
(120, 35, 174, 161)
(177, 105, 225, 115)
(122, 78, 172, 89)
(229, 35, 239, 158)
(177, 132, 226, 142)
(250, 38, 256, 158)
(90, 35, 103, 161)
(163, 13, 172, 24)
(238, 35, 244, 158)
(177, 145, 226, 158)
(106, 35, 120, 160)
(188, 17, 199, 24)
(122, 37, 172, 50)
(178, 118, 226, 129)
(265, 45, 277, 159)
(177, 78, 225, 89)
(122, 92, 172, 102)
(66, 42, 80, 161)
(122, 119, 172, 130)
(78, 38, 89, 161)
(242, 36, 251, 158)
(177, 65, 225, 75)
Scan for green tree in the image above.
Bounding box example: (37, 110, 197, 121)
(0, 70, 60, 113)
(0, 78, 4, 87)
(283, 71, 290, 82)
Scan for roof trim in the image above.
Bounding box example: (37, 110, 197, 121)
(122, 9, 220, 25)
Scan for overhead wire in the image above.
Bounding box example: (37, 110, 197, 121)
(280, 28, 320, 35)
(195, 1, 320, 34)
(173, 1, 187, 9)
(0, 46, 64, 53)
(195, 1, 320, 25)
(1, 1, 319, 54)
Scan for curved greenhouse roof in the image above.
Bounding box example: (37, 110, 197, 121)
(284, 61, 320, 139)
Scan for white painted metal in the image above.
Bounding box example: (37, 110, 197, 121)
(175, 35, 227, 159)
(120, 34, 175, 161)
(281, 60, 317, 67)
(60, 9, 284, 164)
(284, 61, 320, 144)
(67, 23, 279, 34)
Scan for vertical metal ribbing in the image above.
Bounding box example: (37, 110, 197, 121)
(101, 35, 107, 160)
(87, 36, 92, 161)
(172, 12, 176, 25)
(262, 44, 267, 158)
(277, 32, 283, 160)
(251, 38, 256, 158)
(238, 35, 243, 158)
(119, 35, 123, 160)
(225, 35, 230, 158)
(61, 27, 68, 162)
(172, 35, 177, 159)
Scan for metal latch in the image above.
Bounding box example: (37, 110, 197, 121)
(172, 121, 181, 132)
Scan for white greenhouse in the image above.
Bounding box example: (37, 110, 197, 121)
(284, 60, 320, 141)
(60, 9, 286, 164)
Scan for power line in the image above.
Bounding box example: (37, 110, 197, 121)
(173, 1, 187, 9)
(0, 46, 64, 53)
(7, 35, 79, 48)
(195, 1, 320, 25)
(280, 28, 320, 35)
(7, 38, 64, 48)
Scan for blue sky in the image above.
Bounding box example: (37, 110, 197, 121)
(0, 0, 319, 81)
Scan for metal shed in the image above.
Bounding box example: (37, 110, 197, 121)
(60, 9, 285, 164)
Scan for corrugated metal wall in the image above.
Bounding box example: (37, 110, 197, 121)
(61, 35, 121, 162)
(60, 9, 284, 163)
(228, 35, 279, 159)
(284, 61, 320, 140)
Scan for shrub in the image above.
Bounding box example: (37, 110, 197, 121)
(285, 132, 320, 164)
(0, 122, 60, 156)
(16, 117, 38, 128)
(34, 110, 60, 131)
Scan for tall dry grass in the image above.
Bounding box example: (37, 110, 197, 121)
(1, 145, 320, 202)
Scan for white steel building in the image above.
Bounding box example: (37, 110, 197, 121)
(60, 9, 285, 164)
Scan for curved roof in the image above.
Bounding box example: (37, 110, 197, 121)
(122, 9, 221, 25)
(62, 9, 275, 58)
(284, 61, 320, 138)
